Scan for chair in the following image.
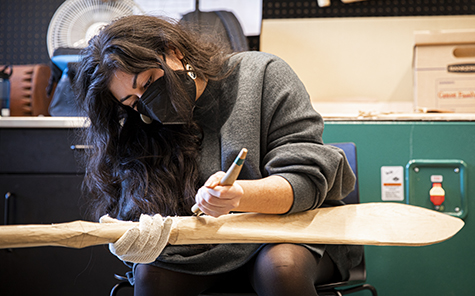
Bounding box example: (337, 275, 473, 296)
(110, 143, 377, 296)
(110, 274, 133, 296)
(310, 142, 377, 296)
(8, 64, 53, 116)
(181, 9, 249, 53)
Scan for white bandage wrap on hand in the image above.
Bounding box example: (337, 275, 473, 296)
(99, 213, 173, 264)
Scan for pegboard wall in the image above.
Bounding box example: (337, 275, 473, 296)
(263, 0, 475, 18)
(0, 0, 65, 65)
(1, 0, 474, 65)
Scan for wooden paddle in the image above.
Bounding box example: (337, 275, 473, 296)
(0, 203, 464, 249)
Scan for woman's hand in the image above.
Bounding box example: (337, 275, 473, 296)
(194, 171, 244, 217)
(99, 214, 173, 263)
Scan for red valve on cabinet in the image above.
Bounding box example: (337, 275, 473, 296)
(430, 182, 445, 209)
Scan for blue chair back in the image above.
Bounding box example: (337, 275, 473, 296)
(329, 142, 359, 205)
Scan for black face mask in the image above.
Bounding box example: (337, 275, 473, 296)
(136, 72, 196, 125)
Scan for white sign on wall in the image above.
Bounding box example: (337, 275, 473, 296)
(381, 166, 405, 201)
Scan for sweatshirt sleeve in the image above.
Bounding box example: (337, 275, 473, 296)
(259, 55, 356, 214)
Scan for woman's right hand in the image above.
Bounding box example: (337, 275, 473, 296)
(194, 171, 244, 217)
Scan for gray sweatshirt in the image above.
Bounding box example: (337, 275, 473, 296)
(146, 51, 361, 280)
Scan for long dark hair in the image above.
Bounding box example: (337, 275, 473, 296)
(73, 15, 230, 221)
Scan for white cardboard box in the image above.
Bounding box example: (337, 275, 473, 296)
(414, 29, 475, 113)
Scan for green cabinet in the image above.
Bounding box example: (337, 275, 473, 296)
(323, 120, 475, 296)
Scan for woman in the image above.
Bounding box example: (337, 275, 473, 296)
(74, 15, 362, 296)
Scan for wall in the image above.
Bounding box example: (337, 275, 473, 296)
(261, 16, 475, 114)
(2, 0, 475, 67)
(0, 0, 64, 65)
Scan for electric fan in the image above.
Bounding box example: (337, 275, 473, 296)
(47, 0, 143, 58)
(46, 0, 143, 117)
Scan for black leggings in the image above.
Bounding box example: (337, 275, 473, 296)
(134, 244, 340, 296)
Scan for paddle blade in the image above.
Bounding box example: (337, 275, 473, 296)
(169, 203, 464, 246)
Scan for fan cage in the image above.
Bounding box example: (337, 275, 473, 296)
(47, 0, 143, 57)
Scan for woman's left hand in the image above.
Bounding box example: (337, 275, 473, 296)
(194, 171, 244, 217)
